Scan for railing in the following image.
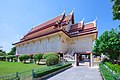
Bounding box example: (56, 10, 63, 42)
(64, 49, 75, 60)
(0, 70, 33, 80)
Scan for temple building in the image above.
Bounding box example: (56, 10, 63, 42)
(13, 11, 98, 66)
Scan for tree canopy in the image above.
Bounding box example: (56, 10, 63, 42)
(8, 47, 16, 55)
(111, 0, 120, 20)
(93, 27, 120, 63)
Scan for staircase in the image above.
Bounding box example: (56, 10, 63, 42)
(63, 49, 75, 61)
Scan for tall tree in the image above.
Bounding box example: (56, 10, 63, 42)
(8, 47, 16, 55)
(111, 0, 120, 20)
(93, 27, 120, 63)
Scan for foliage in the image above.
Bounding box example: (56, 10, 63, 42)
(0, 52, 6, 56)
(0, 50, 6, 56)
(0, 50, 6, 54)
(19, 54, 30, 63)
(0, 61, 46, 76)
(33, 53, 43, 64)
(6, 55, 16, 62)
(99, 63, 116, 80)
(0, 56, 6, 61)
(105, 62, 120, 75)
(13, 58, 18, 62)
(111, 0, 120, 20)
(34, 63, 71, 78)
(8, 47, 16, 55)
(101, 58, 110, 64)
(46, 55, 59, 66)
(93, 28, 120, 63)
(29, 54, 34, 59)
(42, 52, 59, 59)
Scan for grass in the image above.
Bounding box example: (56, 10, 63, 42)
(0, 61, 46, 76)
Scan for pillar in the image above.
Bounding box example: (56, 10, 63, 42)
(74, 53, 77, 67)
(90, 53, 93, 67)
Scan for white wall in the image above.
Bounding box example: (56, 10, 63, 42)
(16, 34, 61, 54)
(70, 36, 93, 52)
(16, 33, 94, 55)
(60, 35, 93, 53)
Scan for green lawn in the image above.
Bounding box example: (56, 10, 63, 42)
(0, 61, 46, 76)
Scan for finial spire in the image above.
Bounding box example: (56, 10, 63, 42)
(94, 17, 97, 21)
(70, 8, 75, 15)
(61, 11, 65, 15)
(93, 17, 97, 27)
(81, 18, 85, 23)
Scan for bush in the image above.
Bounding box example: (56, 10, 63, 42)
(46, 55, 59, 66)
(29, 54, 34, 59)
(99, 63, 116, 80)
(105, 62, 120, 75)
(34, 63, 72, 78)
(42, 52, 59, 59)
(0, 52, 5, 56)
(13, 58, 18, 62)
(19, 54, 30, 63)
(33, 53, 43, 64)
(6, 55, 16, 62)
(0, 56, 6, 61)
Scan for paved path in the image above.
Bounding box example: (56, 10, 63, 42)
(48, 66, 102, 80)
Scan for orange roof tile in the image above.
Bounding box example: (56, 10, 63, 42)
(30, 15, 62, 33)
(84, 22, 95, 29)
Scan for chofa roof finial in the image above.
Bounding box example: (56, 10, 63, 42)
(61, 11, 65, 15)
(70, 8, 75, 15)
(93, 17, 97, 27)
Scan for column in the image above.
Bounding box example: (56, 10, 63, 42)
(90, 53, 93, 67)
(74, 53, 77, 67)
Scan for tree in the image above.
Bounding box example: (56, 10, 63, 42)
(111, 0, 120, 20)
(8, 47, 16, 55)
(19, 54, 30, 63)
(33, 53, 43, 64)
(93, 27, 120, 64)
(0, 49, 6, 56)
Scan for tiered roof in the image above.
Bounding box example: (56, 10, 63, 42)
(14, 11, 97, 45)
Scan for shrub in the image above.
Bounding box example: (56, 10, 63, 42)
(13, 58, 18, 62)
(105, 62, 120, 75)
(33, 53, 43, 64)
(46, 55, 59, 66)
(0, 56, 6, 61)
(34, 63, 72, 78)
(19, 54, 30, 63)
(99, 63, 116, 80)
(0, 52, 5, 56)
(42, 52, 59, 59)
(6, 55, 16, 62)
(29, 54, 34, 59)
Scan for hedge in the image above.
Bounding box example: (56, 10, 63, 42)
(99, 63, 116, 80)
(105, 62, 120, 75)
(34, 63, 72, 78)
(42, 52, 59, 59)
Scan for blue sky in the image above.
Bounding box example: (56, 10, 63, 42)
(0, 0, 119, 52)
